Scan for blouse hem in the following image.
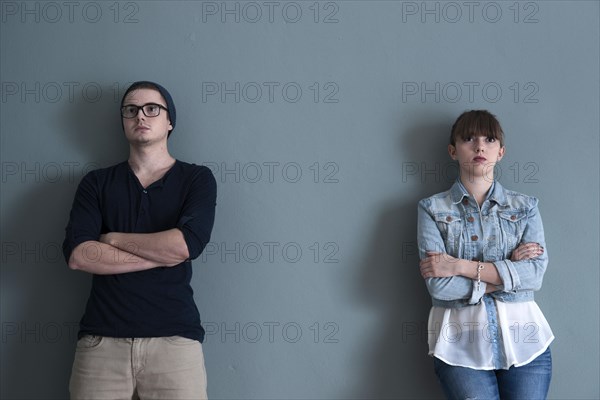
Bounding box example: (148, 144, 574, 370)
(511, 335, 555, 368)
(429, 335, 554, 371)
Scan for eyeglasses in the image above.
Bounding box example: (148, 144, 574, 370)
(121, 103, 168, 119)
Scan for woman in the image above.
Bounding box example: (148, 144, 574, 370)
(417, 110, 554, 399)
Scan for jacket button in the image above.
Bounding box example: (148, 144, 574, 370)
(471, 235, 479, 241)
(510, 215, 517, 220)
(462, 198, 469, 205)
(467, 216, 475, 222)
(446, 216, 453, 222)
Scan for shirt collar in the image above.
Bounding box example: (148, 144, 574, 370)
(487, 180, 508, 206)
(450, 179, 508, 206)
(125, 160, 179, 190)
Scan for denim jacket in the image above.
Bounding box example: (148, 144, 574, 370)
(417, 180, 548, 308)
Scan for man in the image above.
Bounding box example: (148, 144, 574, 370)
(63, 81, 216, 399)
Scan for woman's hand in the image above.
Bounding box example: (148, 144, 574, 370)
(419, 251, 462, 279)
(510, 242, 544, 261)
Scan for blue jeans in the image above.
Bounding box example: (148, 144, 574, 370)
(434, 347, 552, 400)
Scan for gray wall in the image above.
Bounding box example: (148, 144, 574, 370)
(1, 1, 598, 399)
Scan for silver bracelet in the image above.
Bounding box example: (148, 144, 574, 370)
(476, 262, 485, 291)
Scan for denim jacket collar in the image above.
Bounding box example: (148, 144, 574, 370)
(450, 179, 509, 207)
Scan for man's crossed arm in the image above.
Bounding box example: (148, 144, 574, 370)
(68, 229, 189, 275)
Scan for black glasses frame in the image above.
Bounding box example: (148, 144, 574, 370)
(121, 103, 168, 118)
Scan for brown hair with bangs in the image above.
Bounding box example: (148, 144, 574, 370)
(450, 110, 505, 147)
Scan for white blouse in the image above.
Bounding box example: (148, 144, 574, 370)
(428, 297, 554, 370)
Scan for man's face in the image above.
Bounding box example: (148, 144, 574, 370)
(122, 88, 173, 145)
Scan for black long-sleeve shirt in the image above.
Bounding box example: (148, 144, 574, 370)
(63, 160, 216, 342)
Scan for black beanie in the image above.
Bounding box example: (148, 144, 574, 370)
(121, 81, 176, 136)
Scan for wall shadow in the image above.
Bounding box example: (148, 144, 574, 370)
(1, 180, 90, 399)
(345, 117, 457, 399)
(0, 86, 127, 399)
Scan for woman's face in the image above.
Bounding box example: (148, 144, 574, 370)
(448, 134, 505, 181)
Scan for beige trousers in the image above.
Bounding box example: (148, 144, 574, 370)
(69, 335, 208, 400)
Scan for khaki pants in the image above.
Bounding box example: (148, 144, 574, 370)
(69, 335, 208, 400)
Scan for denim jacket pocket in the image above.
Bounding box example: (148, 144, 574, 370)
(498, 210, 528, 250)
(433, 212, 462, 255)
